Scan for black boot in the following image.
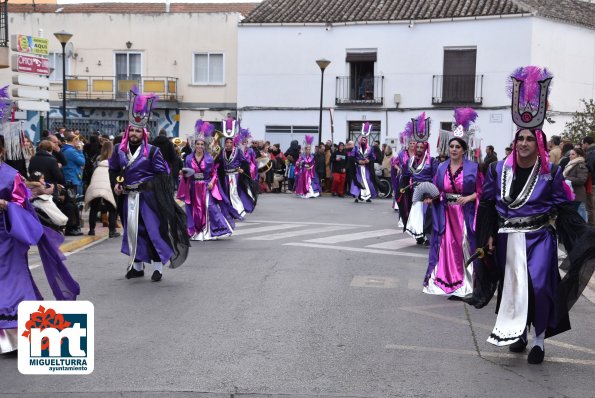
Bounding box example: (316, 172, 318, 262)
(509, 336, 528, 353)
(527, 346, 544, 364)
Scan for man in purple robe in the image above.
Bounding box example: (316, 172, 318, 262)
(109, 89, 188, 282)
(350, 122, 377, 203)
(472, 66, 595, 365)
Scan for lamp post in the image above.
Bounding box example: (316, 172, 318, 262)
(316, 59, 330, 145)
(53, 30, 73, 129)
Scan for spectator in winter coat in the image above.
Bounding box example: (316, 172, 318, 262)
(29, 140, 65, 188)
(330, 142, 347, 197)
(61, 134, 86, 195)
(563, 148, 589, 222)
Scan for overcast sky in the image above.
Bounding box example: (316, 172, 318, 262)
(58, 0, 262, 3)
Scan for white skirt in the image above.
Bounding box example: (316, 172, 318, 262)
(406, 201, 426, 239)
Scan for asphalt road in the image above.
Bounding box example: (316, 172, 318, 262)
(2, 194, 595, 398)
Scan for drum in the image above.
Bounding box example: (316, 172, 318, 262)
(257, 156, 272, 173)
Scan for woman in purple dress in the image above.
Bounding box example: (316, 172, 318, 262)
(0, 137, 80, 354)
(177, 120, 235, 240)
(424, 108, 482, 298)
(350, 123, 377, 203)
(294, 135, 321, 198)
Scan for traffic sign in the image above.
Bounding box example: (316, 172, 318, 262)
(12, 74, 50, 88)
(12, 86, 50, 101)
(16, 100, 50, 112)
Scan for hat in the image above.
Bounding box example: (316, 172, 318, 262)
(438, 108, 478, 153)
(508, 66, 552, 130)
(127, 86, 157, 129)
(0, 85, 25, 161)
(411, 112, 430, 143)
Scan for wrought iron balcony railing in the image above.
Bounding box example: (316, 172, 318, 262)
(336, 75, 384, 106)
(60, 76, 180, 101)
(0, 0, 8, 47)
(432, 74, 483, 105)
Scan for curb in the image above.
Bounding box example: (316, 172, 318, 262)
(60, 232, 109, 253)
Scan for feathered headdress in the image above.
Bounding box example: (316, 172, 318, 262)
(194, 119, 215, 142)
(505, 66, 555, 176)
(399, 120, 414, 147)
(507, 66, 553, 130)
(120, 86, 158, 155)
(437, 108, 478, 155)
(303, 134, 314, 151)
(361, 122, 372, 138)
(223, 116, 238, 138)
(233, 127, 251, 147)
(411, 112, 430, 143)
(0, 85, 25, 161)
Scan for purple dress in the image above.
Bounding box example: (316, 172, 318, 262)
(0, 163, 80, 353)
(424, 160, 482, 297)
(109, 144, 176, 264)
(482, 159, 571, 345)
(294, 154, 321, 198)
(177, 153, 235, 240)
(349, 144, 377, 200)
(219, 148, 255, 217)
(405, 155, 438, 239)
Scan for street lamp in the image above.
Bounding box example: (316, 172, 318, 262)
(53, 30, 73, 129)
(316, 59, 331, 145)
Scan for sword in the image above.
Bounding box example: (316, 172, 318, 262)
(465, 246, 489, 267)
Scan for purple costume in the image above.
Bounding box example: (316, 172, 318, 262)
(0, 163, 80, 353)
(177, 153, 235, 240)
(219, 147, 255, 217)
(349, 144, 377, 200)
(424, 159, 482, 297)
(294, 153, 321, 198)
(109, 143, 184, 266)
(405, 151, 438, 240)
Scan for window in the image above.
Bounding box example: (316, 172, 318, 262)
(442, 48, 476, 103)
(193, 53, 224, 84)
(115, 52, 142, 80)
(264, 125, 318, 151)
(49, 52, 70, 82)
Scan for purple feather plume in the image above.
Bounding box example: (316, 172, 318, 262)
(305, 134, 314, 145)
(363, 122, 371, 133)
(0, 85, 9, 99)
(506, 66, 553, 108)
(202, 122, 215, 137)
(399, 121, 413, 145)
(416, 112, 426, 133)
(454, 108, 478, 130)
(194, 119, 204, 134)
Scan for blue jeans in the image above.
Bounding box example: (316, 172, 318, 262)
(575, 201, 588, 222)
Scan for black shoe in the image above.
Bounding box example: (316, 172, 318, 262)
(366, 198, 372, 203)
(527, 346, 544, 364)
(423, 239, 430, 246)
(151, 270, 162, 282)
(88, 230, 95, 236)
(338, 194, 344, 198)
(354, 198, 359, 203)
(332, 193, 337, 196)
(125, 268, 144, 279)
(65, 228, 83, 236)
(109, 231, 121, 238)
(509, 337, 528, 353)
(416, 238, 424, 245)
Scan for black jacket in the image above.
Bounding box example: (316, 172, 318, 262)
(29, 150, 65, 186)
(586, 144, 595, 180)
(152, 136, 177, 171)
(314, 153, 326, 178)
(331, 150, 347, 173)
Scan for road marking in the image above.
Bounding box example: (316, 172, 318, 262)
(351, 276, 398, 288)
(385, 344, 595, 366)
(247, 225, 358, 241)
(306, 228, 402, 244)
(366, 238, 415, 250)
(284, 242, 427, 258)
(399, 303, 595, 355)
(234, 222, 262, 228)
(233, 223, 305, 236)
(29, 236, 109, 270)
(248, 219, 370, 227)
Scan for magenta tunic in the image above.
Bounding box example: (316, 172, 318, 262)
(294, 154, 321, 197)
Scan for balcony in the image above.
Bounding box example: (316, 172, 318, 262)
(61, 76, 180, 101)
(336, 75, 384, 106)
(432, 74, 483, 105)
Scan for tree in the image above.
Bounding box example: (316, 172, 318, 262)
(563, 99, 595, 144)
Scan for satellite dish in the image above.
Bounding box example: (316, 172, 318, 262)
(65, 42, 75, 58)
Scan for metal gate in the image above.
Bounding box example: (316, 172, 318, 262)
(49, 119, 158, 138)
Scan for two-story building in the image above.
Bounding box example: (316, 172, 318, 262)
(2, 2, 258, 140)
(238, 0, 595, 154)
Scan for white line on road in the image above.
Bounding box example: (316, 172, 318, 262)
(29, 236, 109, 270)
(234, 222, 262, 228)
(246, 225, 358, 241)
(233, 223, 305, 236)
(385, 344, 595, 366)
(366, 238, 416, 250)
(248, 219, 371, 227)
(284, 242, 428, 258)
(305, 228, 402, 244)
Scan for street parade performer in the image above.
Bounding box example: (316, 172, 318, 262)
(393, 121, 416, 228)
(405, 113, 438, 245)
(468, 66, 595, 364)
(0, 97, 80, 354)
(350, 122, 377, 203)
(423, 108, 482, 298)
(177, 119, 235, 240)
(218, 118, 257, 217)
(109, 88, 189, 282)
(294, 134, 321, 198)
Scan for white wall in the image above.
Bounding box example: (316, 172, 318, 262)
(238, 17, 537, 155)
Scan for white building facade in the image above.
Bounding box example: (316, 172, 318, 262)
(238, 1, 595, 155)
